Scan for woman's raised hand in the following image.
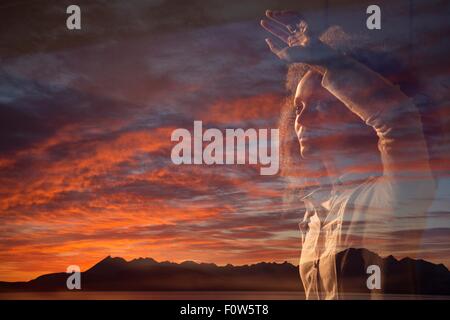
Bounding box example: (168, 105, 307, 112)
(260, 10, 335, 69)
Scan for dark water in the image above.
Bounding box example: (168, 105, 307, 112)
(0, 291, 305, 300)
(1, 291, 449, 300)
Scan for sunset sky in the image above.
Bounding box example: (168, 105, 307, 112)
(0, 0, 449, 282)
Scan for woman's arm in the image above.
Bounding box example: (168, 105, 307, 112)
(261, 10, 435, 203)
(321, 57, 432, 179)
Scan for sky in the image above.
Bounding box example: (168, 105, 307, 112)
(0, 0, 449, 282)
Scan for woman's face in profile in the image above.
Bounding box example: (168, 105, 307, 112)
(294, 70, 372, 159)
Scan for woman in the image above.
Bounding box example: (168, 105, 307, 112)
(261, 10, 436, 299)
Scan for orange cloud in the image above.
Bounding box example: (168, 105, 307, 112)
(202, 93, 284, 125)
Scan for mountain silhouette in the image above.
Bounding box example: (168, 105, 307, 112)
(335, 248, 450, 296)
(0, 256, 301, 292)
(1, 248, 449, 295)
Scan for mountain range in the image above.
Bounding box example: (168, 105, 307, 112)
(1, 248, 449, 295)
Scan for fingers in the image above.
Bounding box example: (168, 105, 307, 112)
(265, 39, 299, 63)
(260, 19, 290, 44)
(266, 9, 303, 29)
(274, 45, 309, 64)
(261, 9, 325, 64)
(288, 33, 309, 47)
(265, 38, 282, 56)
(288, 35, 301, 47)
